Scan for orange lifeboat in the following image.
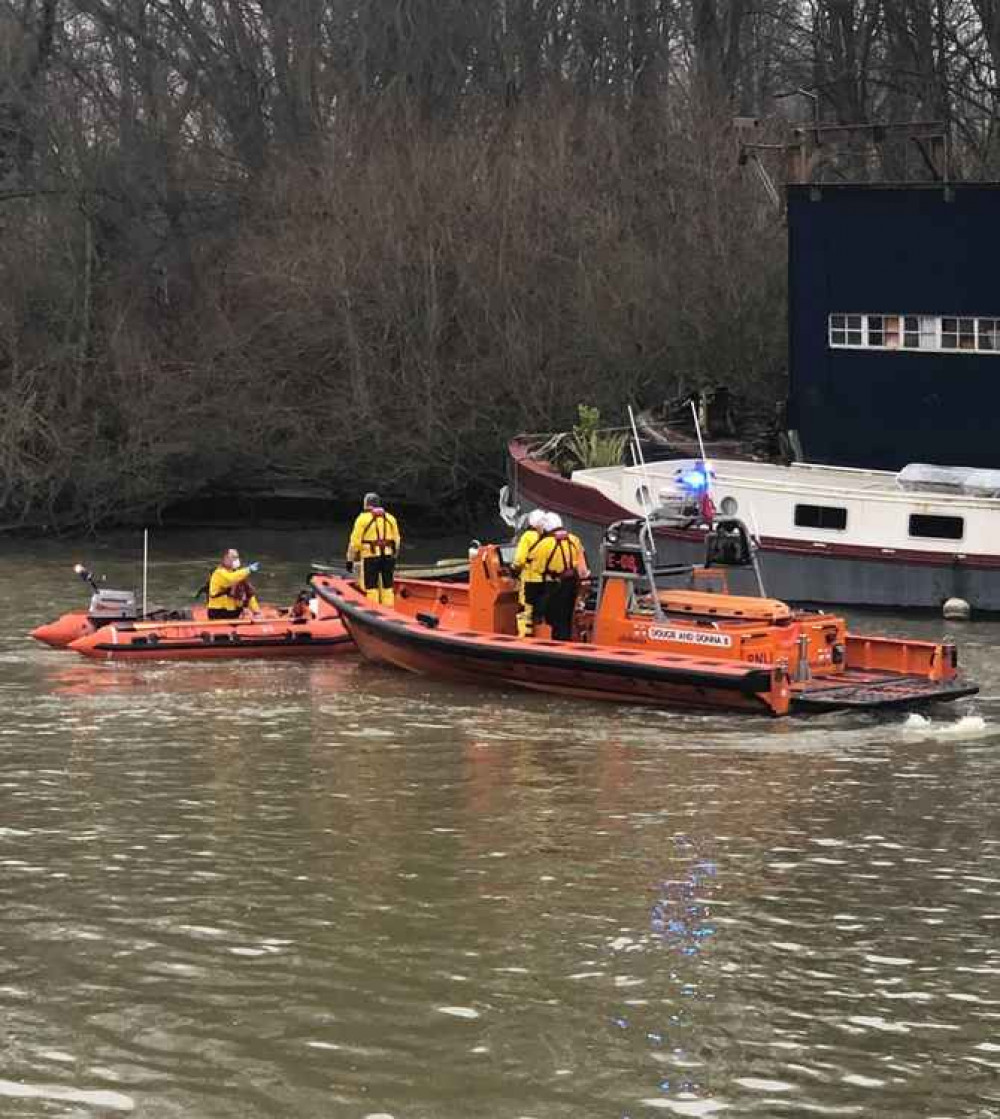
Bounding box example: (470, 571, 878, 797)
(310, 519, 977, 716)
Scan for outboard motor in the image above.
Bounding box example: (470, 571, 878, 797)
(88, 588, 138, 620)
(74, 565, 138, 620)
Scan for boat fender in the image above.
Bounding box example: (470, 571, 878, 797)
(942, 597, 971, 620)
(416, 612, 440, 629)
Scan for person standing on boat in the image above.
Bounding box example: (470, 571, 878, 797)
(510, 508, 547, 637)
(526, 513, 588, 641)
(347, 492, 401, 606)
(207, 549, 261, 619)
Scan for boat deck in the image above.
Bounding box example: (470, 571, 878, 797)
(792, 670, 977, 711)
(582, 458, 899, 493)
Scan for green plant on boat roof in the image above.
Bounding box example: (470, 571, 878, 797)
(561, 404, 628, 472)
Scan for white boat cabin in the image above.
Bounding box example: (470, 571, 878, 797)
(571, 459, 1000, 557)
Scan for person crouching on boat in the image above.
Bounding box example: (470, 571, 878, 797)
(510, 508, 547, 637)
(527, 513, 588, 641)
(347, 492, 401, 606)
(208, 550, 261, 619)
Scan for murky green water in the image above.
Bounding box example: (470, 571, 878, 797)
(2, 529, 1000, 1117)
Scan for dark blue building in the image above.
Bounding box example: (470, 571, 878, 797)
(786, 183, 1000, 470)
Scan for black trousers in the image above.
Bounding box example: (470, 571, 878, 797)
(543, 576, 579, 640)
(361, 554, 396, 592)
(208, 607, 243, 619)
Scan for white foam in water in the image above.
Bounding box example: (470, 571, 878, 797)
(901, 713, 989, 738)
(640, 1098, 728, 1115)
(0, 1081, 133, 1111)
(841, 1073, 886, 1088)
(733, 1078, 796, 1092)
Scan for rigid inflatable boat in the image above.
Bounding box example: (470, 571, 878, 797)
(311, 519, 977, 716)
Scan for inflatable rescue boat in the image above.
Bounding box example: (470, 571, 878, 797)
(68, 604, 351, 661)
(311, 519, 977, 716)
(31, 565, 280, 648)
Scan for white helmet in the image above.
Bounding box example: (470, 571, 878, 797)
(542, 512, 563, 533)
(527, 509, 546, 530)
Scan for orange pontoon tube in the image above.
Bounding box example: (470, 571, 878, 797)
(68, 589, 351, 661)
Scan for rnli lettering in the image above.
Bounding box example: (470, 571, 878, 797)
(648, 626, 733, 648)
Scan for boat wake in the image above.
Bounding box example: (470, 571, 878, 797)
(900, 711, 990, 739)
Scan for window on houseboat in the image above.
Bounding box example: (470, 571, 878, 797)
(829, 314, 863, 347)
(908, 514, 964, 540)
(868, 315, 901, 348)
(832, 313, 1000, 353)
(903, 315, 938, 350)
(978, 318, 1000, 351)
(941, 317, 975, 351)
(794, 504, 848, 530)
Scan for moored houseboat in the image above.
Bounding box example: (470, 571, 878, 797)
(507, 441, 1000, 610)
(506, 182, 1000, 611)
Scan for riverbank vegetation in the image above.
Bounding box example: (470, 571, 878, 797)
(2, 0, 998, 529)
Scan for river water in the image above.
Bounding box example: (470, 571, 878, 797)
(2, 528, 1000, 1118)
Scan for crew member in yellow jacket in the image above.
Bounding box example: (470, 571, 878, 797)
(525, 513, 588, 640)
(207, 549, 261, 619)
(510, 508, 547, 637)
(347, 492, 401, 605)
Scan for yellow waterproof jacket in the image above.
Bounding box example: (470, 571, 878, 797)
(348, 508, 401, 561)
(511, 528, 544, 583)
(525, 531, 582, 581)
(208, 566, 260, 612)
(570, 532, 590, 578)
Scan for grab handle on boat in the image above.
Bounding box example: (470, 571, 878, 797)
(795, 632, 812, 682)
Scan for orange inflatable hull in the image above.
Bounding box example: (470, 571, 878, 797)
(69, 614, 352, 660)
(30, 605, 254, 649)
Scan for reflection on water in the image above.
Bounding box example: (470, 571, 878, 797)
(1, 533, 1000, 1117)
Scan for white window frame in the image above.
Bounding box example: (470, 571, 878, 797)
(828, 313, 1000, 355)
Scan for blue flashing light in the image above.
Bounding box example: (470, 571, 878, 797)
(679, 469, 709, 492)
